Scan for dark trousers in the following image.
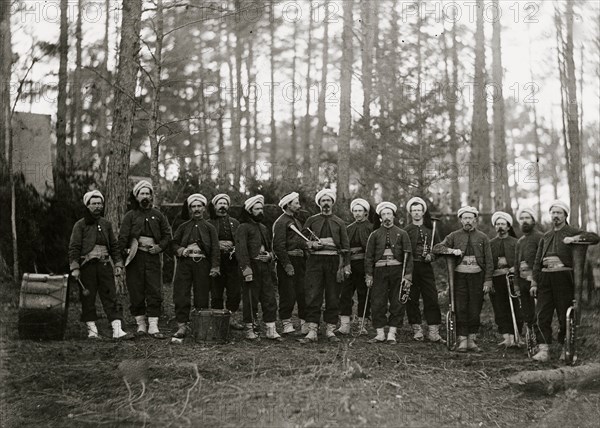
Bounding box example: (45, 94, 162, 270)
(211, 256, 241, 312)
(490, 275, 523, 335)
(340, 259, 370, 319)
(125, 251, 163, 317)
(173, 258, 211, 323)
(454, 271, 484, 336)
(276, 256, 306, 320)
(517, 277, 536, 325)
(371, 265, 403, 329)
(304, 255, 341, 324)
(535, 271, 574, 345)
(79, 260, 122, 322)
(242, 260, 277, 324)
(406, 261, 441, 325)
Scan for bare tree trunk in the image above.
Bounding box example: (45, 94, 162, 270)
(444, 18, 460, 211)
(555, 10, 571, 195)
(302, 2, 314, 183)
(564, 0, 581, 227)
(338, 0, 353, 204)
(290, 19, 298, 163)
(148, 0, 163, 205)
(491, 0, 510, 214)
(469, 0, 491, 212)
(0, 0, 10, 163)
(105, 0, 143, 229)
(245, 36, 253, 169)
(579, 43, 588, 229)
(528, 39, 543, 223)
(55, 0, 69, 196)
(269, 9, 277, 169)
(232, 1, 243, 188)
(96, 0, 110, 160)
(73, 0, 83, 164)
(361, 0, 375, 128)
(312, 0, 330, 189)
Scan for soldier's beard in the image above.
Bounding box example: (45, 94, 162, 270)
(383, 219, 392, 227)
(521, 223, 533, 233)
(251, 213, 264, 222)
(140, 199, 151, 208)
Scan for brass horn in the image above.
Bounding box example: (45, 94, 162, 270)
(444, 254, 457, 351)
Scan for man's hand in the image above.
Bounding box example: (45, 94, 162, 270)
(149, 244, 161, 254)
(365, 274, 373, 288)
(71, 269, 80, 279)
(483, 280, 493, 294)
(256, 252, 272, 262)
(424, 253, 434, 263)
(530, 280, 538, 297)
(209, 267, 220, 277)
(308, 241, 323, 250)
(219, 241, 233, 251)
(343, 265, 352, 278)
(284, 264, 295, 276)
(114, 266, 123, 277)
(242, 266, 253, 282)
(563, 236, 576, 245)
(453, 249, 462, 257)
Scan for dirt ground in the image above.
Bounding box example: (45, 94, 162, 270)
(2, 272, 600, 428)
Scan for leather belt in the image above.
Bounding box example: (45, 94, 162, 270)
(350, 253, 365, 260)
(493, 268, 510, 276)
(375, 259, 402, 267)
(312, 250, 338, 256)
(287, 249, 304, 257)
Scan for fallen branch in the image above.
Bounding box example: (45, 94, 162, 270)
(507, 363, 600, 394)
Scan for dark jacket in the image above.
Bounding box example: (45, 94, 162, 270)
(364, 225, 414, 276)
(207, 215, 240, 241)
(69, 214, 122, 271)
(272, 212, 308, 268)
(118, 207, 172, 255)
(303, 214, 350, 261)
(532, 225, 599, 283)
(490, 235, 517, 272)
(404, 223, 440, 261)
(172, 219, 220, 269)
(514, 230, 543, 278)
(433, 228, 494, 282)
(236, 219, 273, 270)
(347, 220, 373, 251)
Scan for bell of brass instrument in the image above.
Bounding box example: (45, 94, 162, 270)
(444, 254, 457, 351)
(565, 242, 593, 364)
(399, 252, 411, 304)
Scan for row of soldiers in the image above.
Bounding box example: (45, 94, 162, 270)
(68, 180, 598, 361)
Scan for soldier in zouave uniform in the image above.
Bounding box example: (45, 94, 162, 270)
(236, 195, 281, 341)
(433, 206, 493, 352)
(513, 207, 543, 335)
(272, 192, 309, 335)
(68, 190, 133, 340)
(489, 211, 520, 348)
(171, 193, 221, 338)
(530, 200, 599, 362)
(118, 180, 172, 339)
(207, 193, 244, 330)
(364, 202, 413, 344)
(337, 198, 373, 335)
(403, 197, 444, 343)
(300, 189, 351, 343)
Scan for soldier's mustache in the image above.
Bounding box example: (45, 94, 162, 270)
(218, 207, 227, 212)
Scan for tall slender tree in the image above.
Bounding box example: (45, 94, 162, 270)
(491, 0, 510, 213)
(55, 0, 69, 196)
(302, 2, 314, 183)
(338, 0, 353, 204)
(469, 0, 491, 212)
(105, 0, 143, 228)
(290, 19, 298, 163)
(148, 0, 164, 204)
(269, 4, 277, 168)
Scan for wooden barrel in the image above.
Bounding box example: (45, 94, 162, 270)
(18, 273, 69, 340)
(190, 309, 231, 343)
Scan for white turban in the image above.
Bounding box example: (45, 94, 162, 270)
(350, 198, 370, 213)
(457, 206, 479, 218)
(244, 195, 264, 213)
(133, 180, 153, 197)
(406, 197, 427, 213)
(315, 189, 336, 206)
(212, 193, 230, 206)
(279, 192, 299, 210)
(376, 202, 397, 216)
(187, 193, 207, 207)
(517, 207, 537, 223)
(491, 211, 513, 227)
(549, 200, 570, 216)
(83, 190, 104, 206)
